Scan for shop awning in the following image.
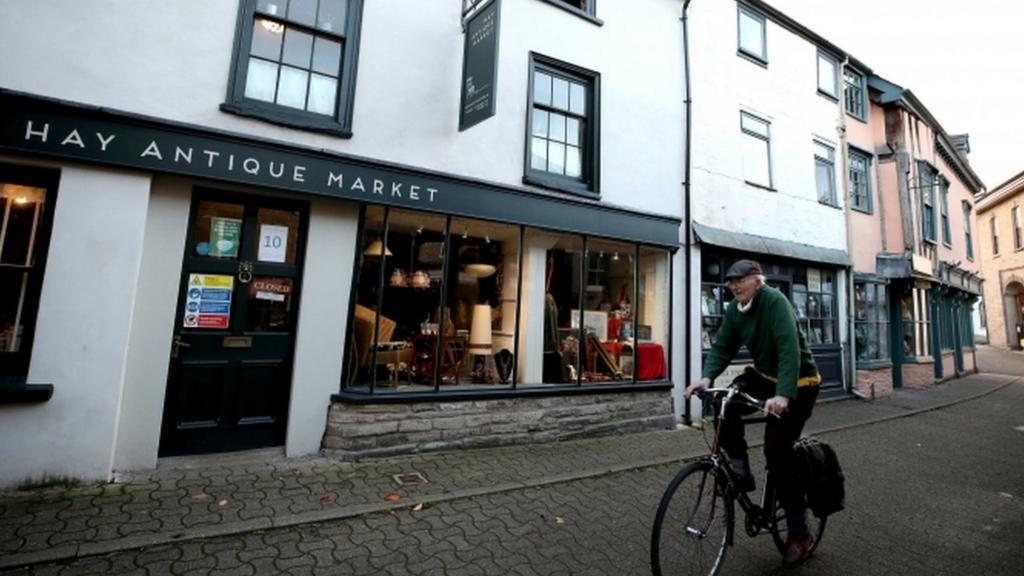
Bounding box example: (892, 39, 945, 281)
(692, 221, 851, 267)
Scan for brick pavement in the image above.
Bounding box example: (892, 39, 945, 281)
(0, 364, 1019, 572)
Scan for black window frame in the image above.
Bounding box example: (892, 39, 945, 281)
(534, 0, 602, 25)
(843, 66, 866, 121)
(849, 147, 872, 213)
(737, 3, 767, 65)
(854, 279, 891, 367)
(524, 53, 601, 198)
(221, 0, 365, 137)
(0, 163, 59, 384)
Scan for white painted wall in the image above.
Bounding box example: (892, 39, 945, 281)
(287, 198, 359, 457)
(0, 0, 685, 220)
(112, 177, 191, 472)
(687, 0, 846, 249)
(0, 165, 151, 487)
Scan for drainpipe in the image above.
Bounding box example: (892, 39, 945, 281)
(838, 57, 864, 399)
(681, 0, 694, 425)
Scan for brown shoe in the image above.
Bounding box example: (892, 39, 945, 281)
(783, 533, 812, 566)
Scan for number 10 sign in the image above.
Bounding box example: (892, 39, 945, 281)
(258, 224, 288, 263)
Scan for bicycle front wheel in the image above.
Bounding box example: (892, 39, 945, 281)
(651, 460, 733, 576)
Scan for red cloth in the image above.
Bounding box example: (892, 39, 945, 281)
(636, 343, 667, 381)
(607, 317, 624, 340)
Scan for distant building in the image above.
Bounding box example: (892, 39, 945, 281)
(975, 171, 1024, 350)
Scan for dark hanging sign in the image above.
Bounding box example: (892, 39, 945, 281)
(458, 0, 500, 131)
(0, 89, 681, 247)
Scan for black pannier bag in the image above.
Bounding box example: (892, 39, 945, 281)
(793, 437, 845, 518)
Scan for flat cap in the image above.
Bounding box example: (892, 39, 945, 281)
(724, 259, 762, 279)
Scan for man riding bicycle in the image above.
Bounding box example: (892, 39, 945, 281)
(685, 259, 821, 566)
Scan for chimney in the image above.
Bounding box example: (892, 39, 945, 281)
(950, 133, 971, 158)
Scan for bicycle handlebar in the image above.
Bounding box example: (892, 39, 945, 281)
(695, 386, 780, 418)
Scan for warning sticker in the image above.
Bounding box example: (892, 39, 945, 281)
(184, 273, 233, 329)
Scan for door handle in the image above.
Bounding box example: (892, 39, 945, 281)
(171, 335, 191, 359)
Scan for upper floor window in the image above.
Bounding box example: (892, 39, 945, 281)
(844, 67, 866, 120)
(0, 164, 57, 381)
(939, 179, 951, 245)
(849, 148, 872, 213)
(814, 141, 837, 206)
(534, 0, 599, 22)
(991, 216, 1000, 255)
(222, 0, 363, 136)
(962, 201, 974, 260)
(737, 4, 767, 63)
(526, 54, 600, 196)
(1014, 206, 1023, 251)
(817, 52, 838, 99)
(740, 112, 772, 188)
(919, 162, 937, 243)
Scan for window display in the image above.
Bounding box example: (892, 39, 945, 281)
(854, 281, 889, 363)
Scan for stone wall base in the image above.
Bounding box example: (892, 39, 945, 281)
(901, 362, 935, 389)
(324, 391, 674, 459)
(855, 367, 894, 398)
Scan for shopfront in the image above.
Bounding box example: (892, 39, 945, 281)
(0, 90, 681, 479)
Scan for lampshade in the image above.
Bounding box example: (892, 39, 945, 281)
(468, 304, 493, 355)
(363, 239, 392, 257)
(389, 268, 408, 287)
(464, 263, 497, 278)
(410, 270, 431, 289)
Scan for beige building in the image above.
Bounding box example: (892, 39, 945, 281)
(976, 171, 1024, 350)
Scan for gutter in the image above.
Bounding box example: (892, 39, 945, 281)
(681, 0, 694, 425)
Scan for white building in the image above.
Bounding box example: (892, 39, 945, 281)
(0, 0, 689, 487)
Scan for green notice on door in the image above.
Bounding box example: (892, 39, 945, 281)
(210, 217, 241, 258)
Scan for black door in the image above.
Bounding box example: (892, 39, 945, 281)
(160, 189, 307, 456)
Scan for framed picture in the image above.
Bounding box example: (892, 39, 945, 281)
(571, 309, 608, 340)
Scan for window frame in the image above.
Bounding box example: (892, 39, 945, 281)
(524, 53, 601, 198)
(816, 51, 838, 100)
(1014, 205, 1023, 251)
(221, 0, 365, 137)
(940, 178, 951, 246)
(843, 66, 866, 121)
(740, 111, 773, 189)
(991, 215, 999, 256)
(0, 163, 59, 383)
(534, 0, 602, 25)
(919, 162, 937, 244)
(814, 140, 838, 206)
(854, 279, 891, 367)
(962, 201, 974, 260)
(849, 147, 873, 213)
(737, 3, 767, 65)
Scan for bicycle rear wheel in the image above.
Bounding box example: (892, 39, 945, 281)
(651, 460, 733, 576)
(768, 486, 826, 558)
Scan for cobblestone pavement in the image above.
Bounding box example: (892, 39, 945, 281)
(1, 347, 1021, 574)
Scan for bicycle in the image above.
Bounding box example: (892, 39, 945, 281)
(650, 385, 826, 575)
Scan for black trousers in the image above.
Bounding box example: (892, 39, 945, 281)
(719, 367, 819, 529)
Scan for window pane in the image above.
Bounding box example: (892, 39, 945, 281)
(251, 19, 284, 60)
(552, 77, 569, 111)
(565, 147, 581, 178)
(307, 73, 337, 115)
(569, 82, 585, 115)
(312, 37, 341, 76)
(524, 232, 583, 386)
(0, 200, 38, 266)
(533, 71, 551, 106)
(282, 28, 313, 68)
(286, 0, 316, 26)
(548, 142, 566, 175)
(741, 113, 768, 137)
(192, 200, 245, 259)
(818, 55, 836, 95)
(742, 135, 770, 186)
(316, 0, 348, 33)
(0, 270, 29, 352)
(256, 0, 288, 17)
(247, 276, 294, 332)
(566, 117, 580, 146)
(584, 240, 636, 383)
(637, 246, 671, 380)
(348, 206, 386, 391)
(530, 137, 547, 170)
(276, 66, 309, 109)
(245, 58, 278, 102)
(532, 109, 549, 138)
(549, 113, 566, 143)
(738, 11, 764, 57)
(254, 207, 301, 265)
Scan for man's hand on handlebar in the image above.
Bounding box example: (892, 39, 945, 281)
(685, 377, 712, 399)
(763, 395, 789, 417)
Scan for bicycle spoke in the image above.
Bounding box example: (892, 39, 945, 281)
(652, 462, 732, 576)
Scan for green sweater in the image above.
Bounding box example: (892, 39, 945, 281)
(702, 285, 819, 398)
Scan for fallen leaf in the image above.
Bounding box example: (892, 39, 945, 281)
(218, 499, 228, 507)
(191, 494, 211, 501)
(384, 492, 401, 502)
(412, 503, 424, 512)
(320, 495, 336, 503)
(999, 492, 1014, 499)
(555, 517, 565, 524)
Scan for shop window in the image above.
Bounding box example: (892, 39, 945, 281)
(814, 141, 837, 206)
(700, 257, 732, 349)
(222, 0, 363, 136)
(526, 54, 600, 196)
(0, 165, 57, 380)
(939, 296, 954, 351)
(737, 3, 767, 64)
(854, 281, 889, 364)
(343, 206, 671, 395)
(901, 288, 930, 358)
(792, 267, 835, 346)
(849, 148, 872, 213)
